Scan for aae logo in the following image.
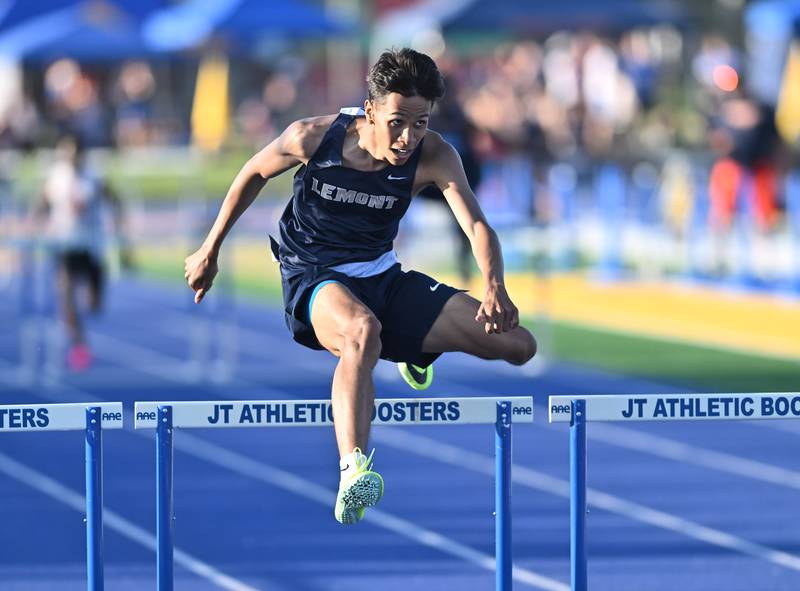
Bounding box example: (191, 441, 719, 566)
(512, 406, 532, 416)
(551, 404, 571, 415)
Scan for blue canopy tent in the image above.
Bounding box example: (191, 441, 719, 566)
(0, 0, 164, 32)
(143, 0, 355, 53)
(442, 0, 685, 35)
(745, 0, 800, 103)
(0, 0, 167, 63)
(0, 0, 80, 33)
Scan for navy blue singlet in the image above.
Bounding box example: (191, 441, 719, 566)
(276, 110, 424, 270)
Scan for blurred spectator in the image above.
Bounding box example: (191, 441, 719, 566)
(235, 97, 276, 147)
(112, 60, 157, 147)
(44, 59, 110, 147)
(707, 91, 782, 233)
(691, 35, 783, 234)
(580, 35, 639, 159)
(262, 71, 301, 130)
(0, 59, 40, 149)
(619, 30, 659, 109)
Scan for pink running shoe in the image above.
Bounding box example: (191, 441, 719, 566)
(67, 344, 92, 372)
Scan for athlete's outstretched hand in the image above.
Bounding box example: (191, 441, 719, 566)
(184, 247, 218, 304)
(475, 283, 519, 334)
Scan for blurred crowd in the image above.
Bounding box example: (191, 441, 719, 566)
(0, 27, 787, 154)
(0, 53, 320, 150)
(443, 29, 792, 237)
(0, 23, 796, 241)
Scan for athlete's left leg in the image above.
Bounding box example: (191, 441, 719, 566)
(421, 292, 536, 363)
(56, 264, 82, 345)
(57, 262, 92, 371)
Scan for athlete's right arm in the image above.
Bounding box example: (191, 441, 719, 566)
(185, 118, 329, 304)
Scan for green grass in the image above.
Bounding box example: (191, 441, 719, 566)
(105, 149, 296, 200)
(543, 319, 800, 393)
(225, 271, 283, 302)
(134, 241, 284, 302)
(10, 148, 296, 202)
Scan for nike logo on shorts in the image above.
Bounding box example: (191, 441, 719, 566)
(429, 282, 441, 292)
(340, 464, 349, 472)
(387, 174, 407, 181)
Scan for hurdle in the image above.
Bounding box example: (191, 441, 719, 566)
(134, 396, 534, 591)
(5, 237, 61, 383)
(0, 402, 124, 590)
(548, 392, 800, 591)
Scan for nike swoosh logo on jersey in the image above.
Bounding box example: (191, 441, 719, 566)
(340, 464, 350, 472)
(387, 175, 407, 181)
(429, 283, 441, 292)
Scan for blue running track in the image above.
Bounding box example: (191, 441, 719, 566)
(1, 276, 799, 590)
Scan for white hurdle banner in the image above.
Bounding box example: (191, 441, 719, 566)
(135, 396, 534, 429)
(135, 396, 533, 591)
(0, 402, 124, 432)
(549, 392, 800, 423)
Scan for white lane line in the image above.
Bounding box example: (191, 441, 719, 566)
(0, 453, 258, 591)
(371, 427, 800, 572)
(89, 332, 198, 384)
(587, 422, 800, 491)
(0, 364, 566, 591)
(91, 332, 291, 400)
(751, 420, 800, 436)
(176, 432, 568, 591)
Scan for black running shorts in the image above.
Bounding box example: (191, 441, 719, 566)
(59, 249, 104, 292)
(280, 262, 460, 367)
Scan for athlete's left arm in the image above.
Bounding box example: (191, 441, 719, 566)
(423, 136, 519, 334)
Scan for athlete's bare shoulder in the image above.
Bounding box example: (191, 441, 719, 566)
(420, 129, 458, 166)
(251, 114, 338, 179)
(417, 129, 461, 186)
(280, 114, 338, 162)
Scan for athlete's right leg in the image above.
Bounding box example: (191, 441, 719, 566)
(309, 282, 384, 524)
(310, 282, 382, 456)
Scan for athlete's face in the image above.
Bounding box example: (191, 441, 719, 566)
(365, 93, 431, 165)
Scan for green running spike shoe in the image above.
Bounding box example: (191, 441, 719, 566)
(398, 362, 433, 390)
(334, 448, 384, 525)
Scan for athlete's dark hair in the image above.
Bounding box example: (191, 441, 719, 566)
(367, 48, 445, 103)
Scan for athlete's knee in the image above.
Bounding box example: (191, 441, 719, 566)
(507, 328, 536, 366)
(342, 312, 382, 361)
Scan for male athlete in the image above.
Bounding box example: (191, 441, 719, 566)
(185, 49, 536, 525)
(34, 134, 124, 371)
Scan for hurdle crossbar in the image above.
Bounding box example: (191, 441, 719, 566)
(135, 396, 534, 591)
(0, 402, 123, 591)
(549, 392, 800, 591)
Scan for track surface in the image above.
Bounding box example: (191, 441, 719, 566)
(2, 276, 799, 590)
